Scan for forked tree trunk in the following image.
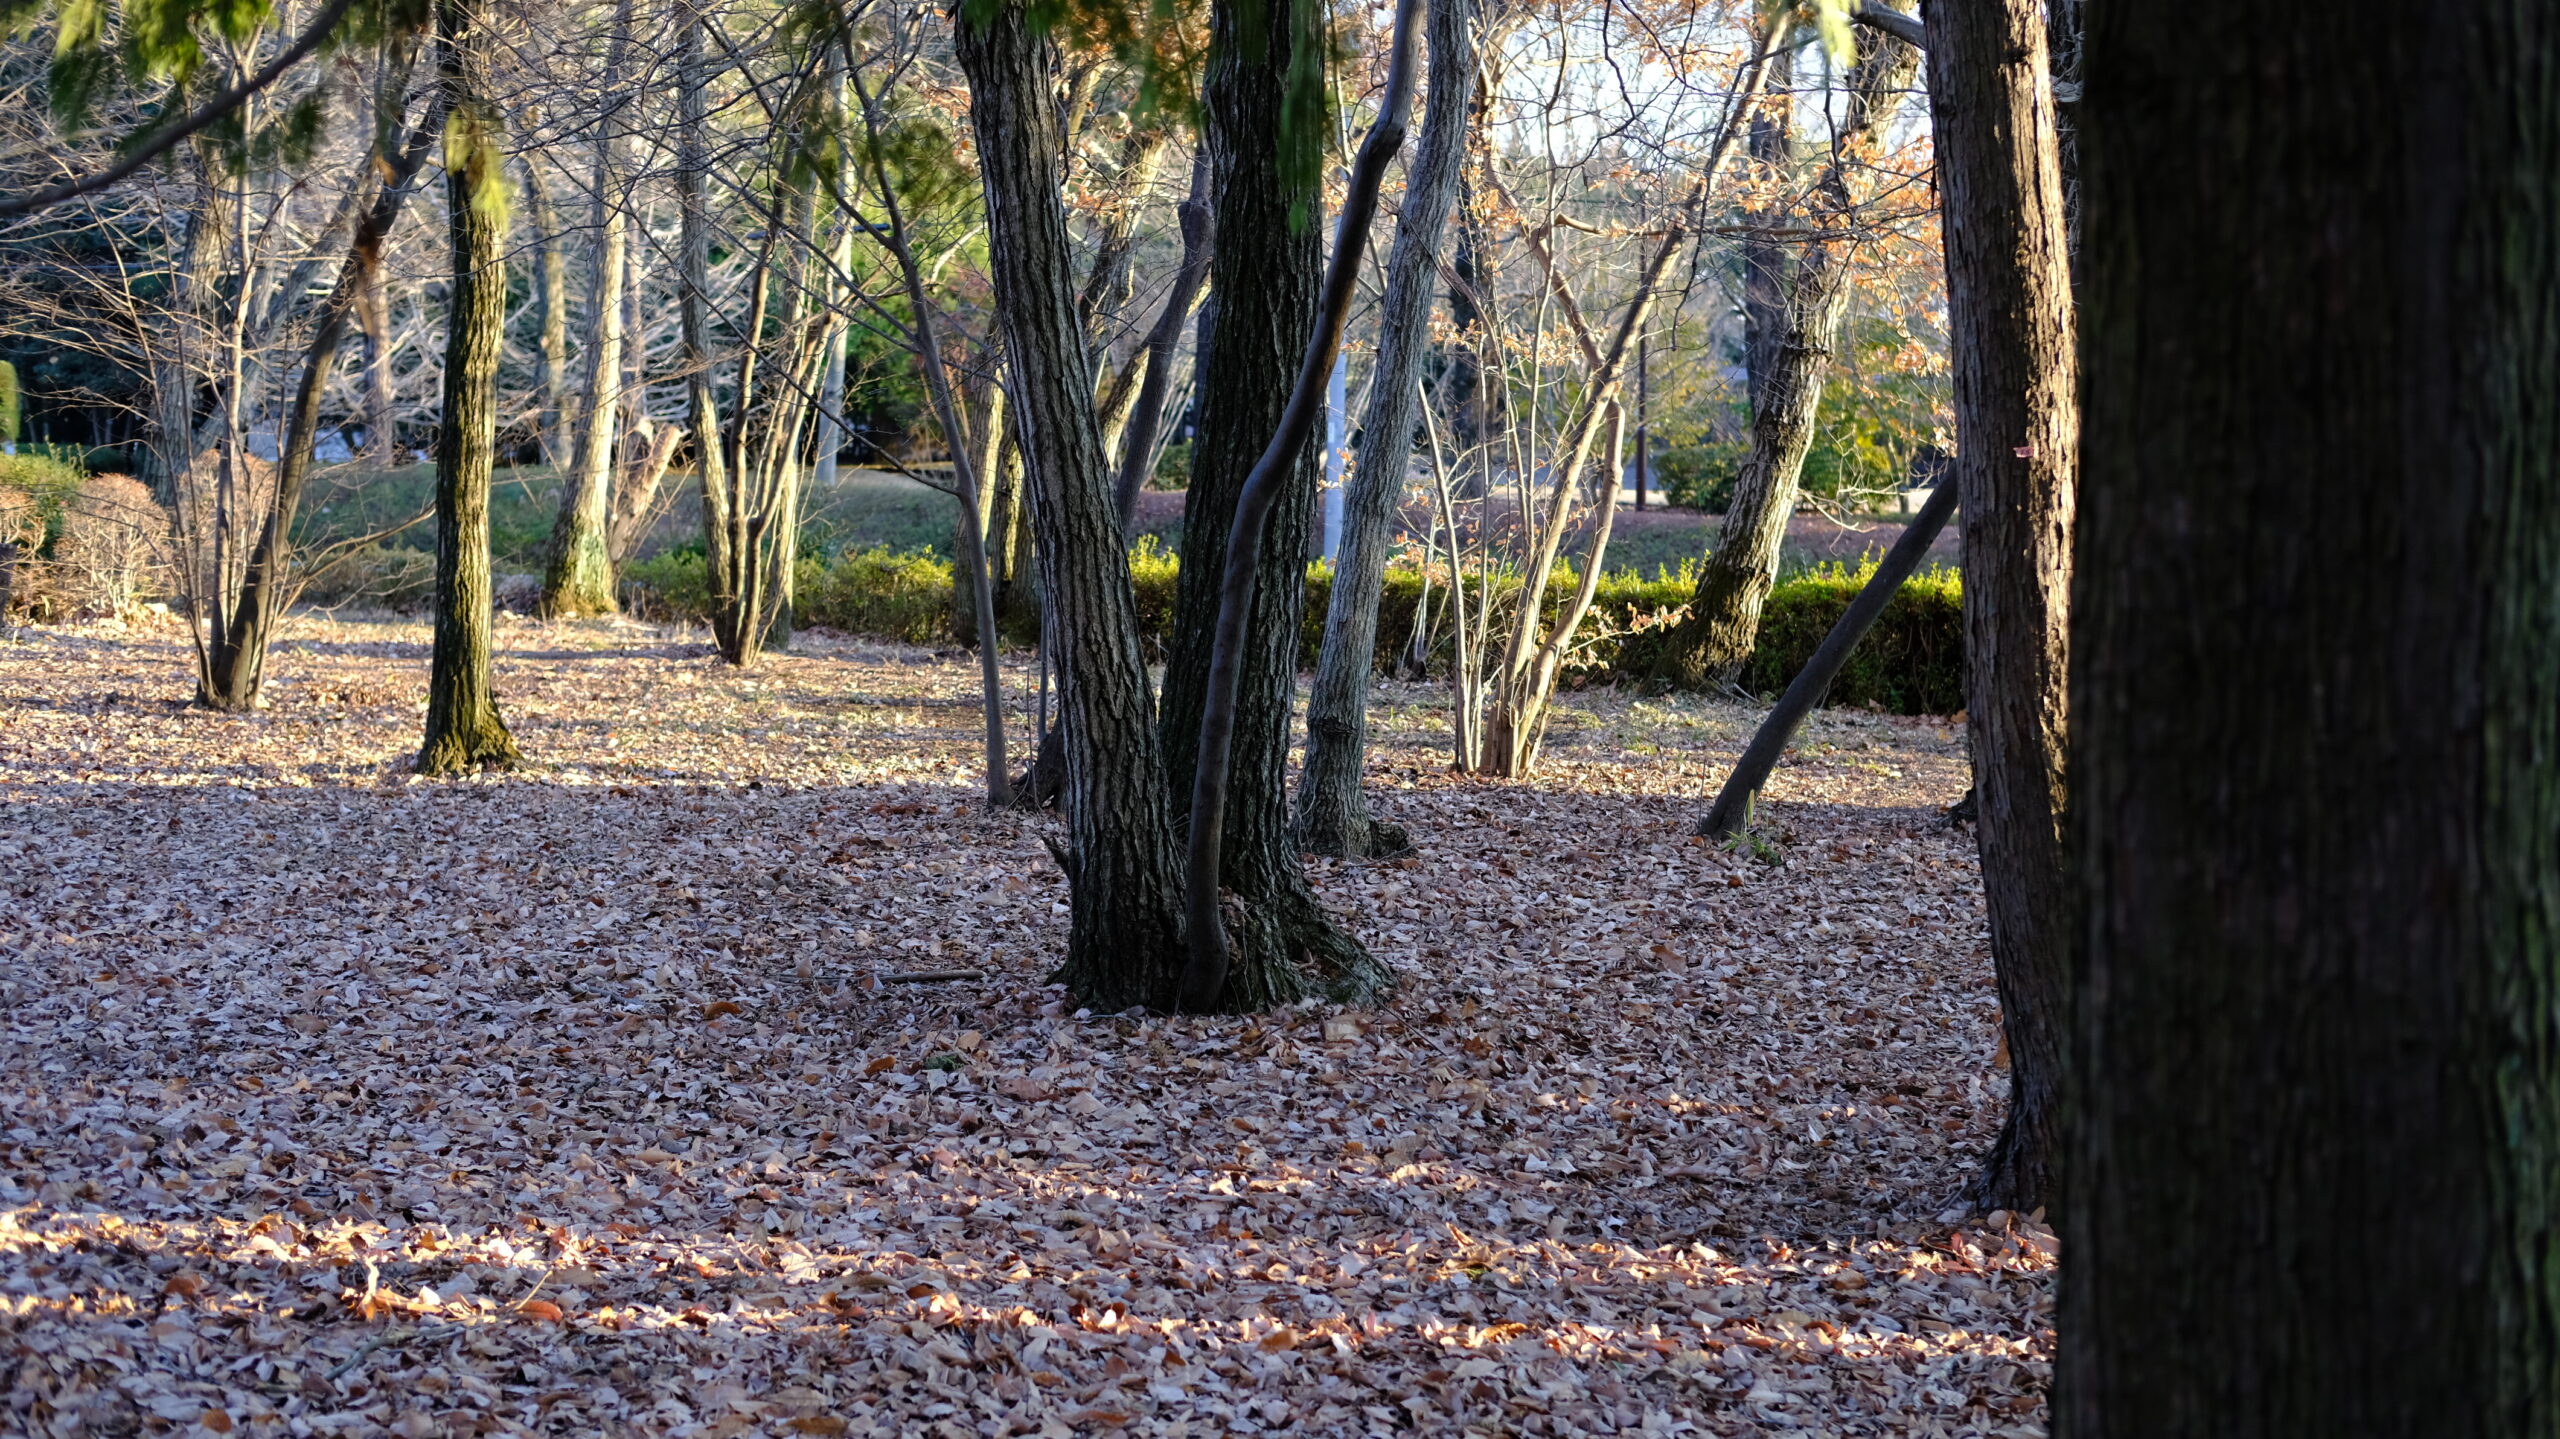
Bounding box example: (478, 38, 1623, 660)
(539, 0, 633, 619)
(2060, 3, 2560, 1431)
(954, 0, 1188, 1008)
(199, 86, 445, 712)
(416, 0, 520, 776)
(675, 0, 741, 662)
(1651, 22, 1918, 689)
(1159, 0, 1402, 1011)
(1924, 0, 2076, 1217)
(1293, 0, 1476, 859)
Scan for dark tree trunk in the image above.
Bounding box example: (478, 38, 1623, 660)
(1292, 0, 1475, 859)
(1739, 43, 1794, 419)
(2060, 3, 2560, 1432)
(416, 0, 520, 776)
(1922, 0, 2076, 1218)
(522, 153, 569, 468)
(954, 0, 1190, 1009)
(1441, 61, 1502, 461)
(1157, 0, 1393, 1010)
(1651, 23, 1917, 690)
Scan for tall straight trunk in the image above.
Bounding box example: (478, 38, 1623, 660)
(540, 0, 633, 618)
(1159, 0, 1396, 1011)
(200, 86, 446, 712)
(417, 0, 519, 775)
(954, 0, 1188, 1007)
(1739, 43, 1794, 418)
(357, 268, 399, 464)
(1441, 66, 1502, 458)
(675, 0, 738, 660)
(1651, 23, 1917, 689)
(1293, 0, 1476, 858)
(2060, 4, 2560, 1432)
(522, 149, 569, 467)
(1924, 0, 2076, 1216)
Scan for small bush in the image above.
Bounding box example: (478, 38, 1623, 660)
(297, 542, 438, 611)
(49, 473, 172, 619)
(605, 534, 1964, 714)
(794, 547, 953, 644)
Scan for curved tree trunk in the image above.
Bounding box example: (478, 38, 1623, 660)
(539, 0, 633, 619)
(2060, 3, 2560, 1431)
(417, 0, 519, 776)
(1158, 0, 1401, 1011)
(1924, 0, 2077, 1217)
(1292, 0, 1476, 859)
(1650, 22, 1918, 690)
(954, 0, 1188, 1009)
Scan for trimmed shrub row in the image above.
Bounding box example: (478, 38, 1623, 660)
(622, 545, 1964, 714)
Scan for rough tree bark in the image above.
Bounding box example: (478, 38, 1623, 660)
(1921, 0, 2076, 1217)
(1160, 0, 1406, 1012)
(2059, 3, 2560, 1432)
(1291, 0, 1475, 859)
(416, 0, 520, 775)
(954, 0, 1189, 1008)
(539, 0, 633, 618)
(1739, 42, 1794, 420)
(1651, 20, 1918, 690)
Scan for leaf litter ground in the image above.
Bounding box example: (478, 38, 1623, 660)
(0, 615, 2051, 1438)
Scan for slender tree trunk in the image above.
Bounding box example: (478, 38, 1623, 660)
(1293, 0, 1476, 858)
(148, 152, 231, 504)
(1651, 23, 1918, 689)
(357, 267, 399, 465)
(200, 85, 445, 712)
(540, 0, 633, 618)
(675, 0, 739, 662)
(1111, 152, 1214, 531)
(2060, 4, 2560, 1432)
(416, 0, 520, 775)
(954, 0, 1188, 1006)
(522, 148, 569, 468)
(1442, 67, 1502, 458)
(1161, 0, 1404, 1011)
(1923, 0, 2076, 1217)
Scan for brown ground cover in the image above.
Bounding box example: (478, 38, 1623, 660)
(0, 614, 2048, 1438)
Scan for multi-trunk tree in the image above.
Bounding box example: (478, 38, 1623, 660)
(2061, 1, 2560, 1430)
(1292, 0, 1476, 859)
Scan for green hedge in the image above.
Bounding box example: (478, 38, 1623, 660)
(616, 545, 1965, 714)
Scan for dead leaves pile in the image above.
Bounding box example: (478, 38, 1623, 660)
(0, 615, 2051, 1437)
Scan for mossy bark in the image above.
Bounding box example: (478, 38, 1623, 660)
(417, 0, 519, 776)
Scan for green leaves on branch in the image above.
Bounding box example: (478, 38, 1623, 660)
(6, 0, 430, 183)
